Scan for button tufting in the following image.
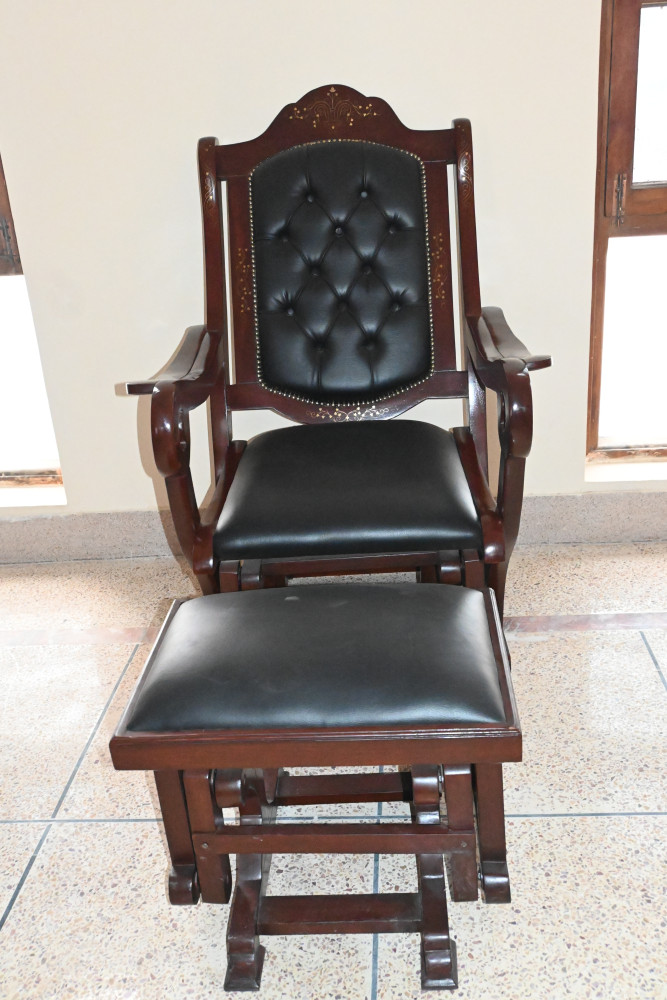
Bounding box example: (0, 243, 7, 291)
(251, 139, 432, 402)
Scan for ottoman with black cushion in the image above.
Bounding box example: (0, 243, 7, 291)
(110, 583, 521, 992)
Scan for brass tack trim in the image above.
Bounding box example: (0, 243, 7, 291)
(247, 139, 436, 410)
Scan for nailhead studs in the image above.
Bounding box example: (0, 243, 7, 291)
(249, 138, 435, 407)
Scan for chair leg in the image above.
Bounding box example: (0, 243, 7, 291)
(412, 765, 457, 990)
(225, 770, 276, 991)
(487, 561, 508, 619)
(153, 769, 200, 905)
(441, 765, 478, 901)
(473, 763, 511, 903)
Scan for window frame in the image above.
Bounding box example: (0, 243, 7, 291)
(587, 0, 667, 461)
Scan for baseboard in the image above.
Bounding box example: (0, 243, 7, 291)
(517, 492, 667, 545)
(0, 492, 665, 565)
(0, 510, 176, 564)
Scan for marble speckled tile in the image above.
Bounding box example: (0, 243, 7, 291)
(57, 645, 157, 820)
(0, 823, 47, 917)
(505, 631, 667, 814)
(641, 630, 667, 682)
(376, 816, 666, 1000)
(0, 822, 373, 1000)
(268, 850, 374, 896)
(0, 557, 196, 630)
(504, 542, 667, 617)
(0, 644, 138, 820)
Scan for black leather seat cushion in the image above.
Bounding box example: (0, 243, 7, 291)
(213, 420, 481, 560)
(125, 585, 506, 733)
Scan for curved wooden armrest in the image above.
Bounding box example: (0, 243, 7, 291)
(468, 309, 551, 373)
(452, 426, 504, 563)
(118, 326, 222, 397)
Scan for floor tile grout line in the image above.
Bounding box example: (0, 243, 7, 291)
(2, 810, 664, 826)
(506, 811, 667, 818)
(0, 555, 179, 567)
(0, 818, 162, 825)
(639, 631, 667, 692)
(49, 644, 140, 821)
(370, 765, 382, 1000)
(0, 823, 52, 932)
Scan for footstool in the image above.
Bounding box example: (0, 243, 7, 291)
(110, 583, 521, 991)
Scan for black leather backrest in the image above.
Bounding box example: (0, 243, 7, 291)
(250, 140, 434, 404)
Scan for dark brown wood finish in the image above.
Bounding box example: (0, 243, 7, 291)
(110, 580, 523, 991)
(152, 769, 200, 905)
(442, 764, 478, 902)
(588, 1, 667, 457)
(472, 763, 511, 903)
(122, 85, 549, 605)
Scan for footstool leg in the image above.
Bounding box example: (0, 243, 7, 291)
(225, 770, 276, 991)
(442, 765, 478, 902)
(182, 770, 232, 904)
(412, 766, 457, 990)
(473, 763, 511, 903)
(153, 770, 200, 905)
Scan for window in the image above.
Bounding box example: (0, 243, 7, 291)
(0, 154, 65, 506)
(588, 0, 667, 464)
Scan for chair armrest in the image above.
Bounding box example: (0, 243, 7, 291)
(468, 308, 551, 373)
(118, 325, 222, 398)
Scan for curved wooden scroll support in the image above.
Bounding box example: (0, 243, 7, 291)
(182, 769, 232, 904)
(473, 763, 511, 904)
(442, 765, 478, 902)
(224, 770, 276, 991)
(463, 310, 551, 616)
(412, 765, 457, 990)
(153, 770, 201, 905)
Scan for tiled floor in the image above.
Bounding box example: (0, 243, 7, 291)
(1, 543, 665, 999)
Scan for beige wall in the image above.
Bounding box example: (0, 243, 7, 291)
(1, 0, 613, 515)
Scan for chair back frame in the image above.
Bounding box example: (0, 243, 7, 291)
(198, 85, 483, 426)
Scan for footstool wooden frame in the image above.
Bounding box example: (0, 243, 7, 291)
(110, 584, 521, 991)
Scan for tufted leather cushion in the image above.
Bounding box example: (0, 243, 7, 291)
(251, 140, 433, 403)
(125, 585, 507, 732)
(213, 420, 482, 560)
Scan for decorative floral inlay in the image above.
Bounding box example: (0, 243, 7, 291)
(458, 150, 473, 202)
(236, 248, 253, 314)
(307, 404, 391, 422)
(289, 86, 379, 131)
(203, 172, 216, 206)
(430, 233, 447, 302)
